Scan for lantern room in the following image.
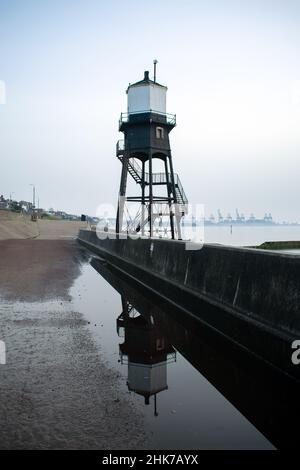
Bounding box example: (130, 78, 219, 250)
(127, 71, 167, 115)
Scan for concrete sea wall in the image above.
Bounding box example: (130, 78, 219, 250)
(78, 229, 300, 380)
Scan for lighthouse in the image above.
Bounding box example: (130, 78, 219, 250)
(116, 65, 188, 239)
(117, 299, 176, 414)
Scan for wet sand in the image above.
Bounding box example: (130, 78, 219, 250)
(0, 239, 146, 449)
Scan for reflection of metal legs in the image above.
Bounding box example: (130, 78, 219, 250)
(154, 394, 158, 417)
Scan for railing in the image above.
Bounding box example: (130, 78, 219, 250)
(151, 172, 167, 184)
(119, 110, 176, 127)
(120, 352, 176, 366)
(116, 146, 188, 208)
(149, 172, 188, 204)
(116, 140, 124, 153)
(175, 174, 188, 205)
(129, 157, 144, 180)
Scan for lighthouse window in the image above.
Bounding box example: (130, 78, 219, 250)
(156, 127, 164, 139)
(156, 338, 165, 351)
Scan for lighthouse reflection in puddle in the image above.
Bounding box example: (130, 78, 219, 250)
(116, 298, 176, 415)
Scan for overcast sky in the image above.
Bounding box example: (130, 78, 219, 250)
(0, 0, 300, 221)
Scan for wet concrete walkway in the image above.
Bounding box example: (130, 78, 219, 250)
(0, 240, 145, 449)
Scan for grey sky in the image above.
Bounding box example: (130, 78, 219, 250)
(0, 0, 299, 221)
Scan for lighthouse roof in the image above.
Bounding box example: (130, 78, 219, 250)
(127, 71, 167, 93)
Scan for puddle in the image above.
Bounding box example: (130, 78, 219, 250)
(70, 256, 274, 449)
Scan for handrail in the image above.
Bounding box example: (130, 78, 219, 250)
(175, 174, 188, 205)
(119, 110, 176, 126)
(116, 146, 188, 207)
(130, 158, 144, 179)
(116, 140, 124, 152)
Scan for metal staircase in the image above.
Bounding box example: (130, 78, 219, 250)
(116, 140, 188, 215)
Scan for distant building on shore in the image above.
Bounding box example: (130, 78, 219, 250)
(0, 195, 9, 209)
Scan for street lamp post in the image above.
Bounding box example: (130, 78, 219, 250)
(9, 192, 15, 209)
(30, 184, 36, 210)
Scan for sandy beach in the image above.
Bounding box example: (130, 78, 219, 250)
(0, 210, 88, 240)
(0, 216, 146, 449)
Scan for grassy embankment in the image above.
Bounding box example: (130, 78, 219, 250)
(253, 241, 300, 250)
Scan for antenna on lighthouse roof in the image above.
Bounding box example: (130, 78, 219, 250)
(153, 59, 158, 82)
